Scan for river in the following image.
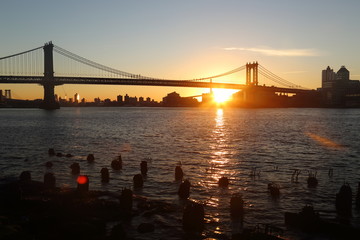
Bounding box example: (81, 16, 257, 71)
(1, 107, 360, 239)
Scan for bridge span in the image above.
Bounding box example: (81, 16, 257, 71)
(0, 42, 314, 109)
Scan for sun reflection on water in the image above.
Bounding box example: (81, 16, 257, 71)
(210, 108, 232, 175)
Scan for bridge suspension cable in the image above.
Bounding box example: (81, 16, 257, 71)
(192, 65, 246, 81)
(53, 44, 247, 83)
(0, 46, 43, 76)
(53, 45, 153, 79)
(0, 46, 42, 61)
(258, 64, 308, 89)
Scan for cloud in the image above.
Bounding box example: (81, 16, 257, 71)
(223, 47, 320, 57)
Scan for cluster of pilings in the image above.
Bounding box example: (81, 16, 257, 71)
(9, 150, 360, 238)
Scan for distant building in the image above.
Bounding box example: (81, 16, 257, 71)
(336, 66, 350, 81)
(163, 92, 181, 106)
(74, 93, 80, 103)
(201, 92, 214, 104)
(124, 94, 130, 104)
(322, 66, 336, 88)
(94, 97, 101, 104)
(117, 95, 123, 103)
(162, 91, 199, 107)
(321, 66, 360, 107)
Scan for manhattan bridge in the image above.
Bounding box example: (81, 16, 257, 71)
(0, 42, 313, 109)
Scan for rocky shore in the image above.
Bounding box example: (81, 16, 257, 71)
(0, 176, 185, 240)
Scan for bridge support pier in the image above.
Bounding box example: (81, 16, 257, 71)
(39, 42, 59, 110)
(40, 83, 59, 110)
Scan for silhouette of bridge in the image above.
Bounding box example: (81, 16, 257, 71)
(0, 42, 313, 109)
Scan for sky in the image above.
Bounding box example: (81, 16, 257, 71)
(1, 0, 360, 101)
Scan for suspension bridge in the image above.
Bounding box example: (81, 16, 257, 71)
(0, 42, 313, 109)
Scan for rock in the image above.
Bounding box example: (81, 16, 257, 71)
(48, 148, 55, 156)
(230, 193, 244, 218)
(44, 173, 56, 189)
(133, 174, 143, 188)
(175, 166, 183, 181)
(110, 224, 126, 239)
(70, 163, 80, 174)
(219, 176, 229, 187)
(178, 180, 190, 199)
(141, 161, 148, 175)
(19, 171, 31, 182)
(45, 161, 53, 168)
(100, 168, 109, 183)
(111, 156, 122, 170)
(137, 222, 155, 233)
(119, 188, 133, 215)
(183, 201, 204, 232)
(268, 182, 280, 198)
(336, 183, 352, 216)
(87, 154, 95, 163)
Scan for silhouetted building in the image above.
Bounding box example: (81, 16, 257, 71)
(130, 96, 138, 105)
(321, 66, 360, 107)
(124, 94, 130, 104)
(74, 93, 80, 103)
(201, 92, 214, 105)
(337, 66, 350, 81)
(94, 97, 101, 104)
(163, 91, 199, 107)
(163, 92, 181, 106)
(322, 66, 336, 88)
(117, 95, 123, 103)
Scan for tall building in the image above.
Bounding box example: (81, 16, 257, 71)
(321, 65, 360, 107)
(74, 93, 80, 103)
(117, 95, 123, 103)
(336, 66, 350, 81)
(322, 66, 336, 88)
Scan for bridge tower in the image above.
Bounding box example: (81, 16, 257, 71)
(39, 42, 60, 110)
(246, 62, 258, 86)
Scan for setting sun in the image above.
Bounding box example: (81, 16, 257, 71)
(212, 89, 237, 104)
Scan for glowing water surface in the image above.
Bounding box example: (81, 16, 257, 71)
(1, 107, 360, 239)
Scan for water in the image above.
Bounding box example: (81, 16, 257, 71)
(1, 107, 360, 239)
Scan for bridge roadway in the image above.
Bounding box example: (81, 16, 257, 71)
(0, 75, 314, 94)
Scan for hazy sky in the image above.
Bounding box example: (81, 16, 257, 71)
(1, 0, 360, 101)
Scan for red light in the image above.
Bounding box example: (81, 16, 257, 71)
(77, 175, 88, 185)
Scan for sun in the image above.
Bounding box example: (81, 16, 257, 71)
(212, 89, 237, 104)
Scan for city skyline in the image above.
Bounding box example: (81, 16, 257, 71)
(1, 0, 360, 101)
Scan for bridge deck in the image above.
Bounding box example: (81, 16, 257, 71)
(0, 76, 314, 94)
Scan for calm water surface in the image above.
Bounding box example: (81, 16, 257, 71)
(1, 107, 360, 239)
